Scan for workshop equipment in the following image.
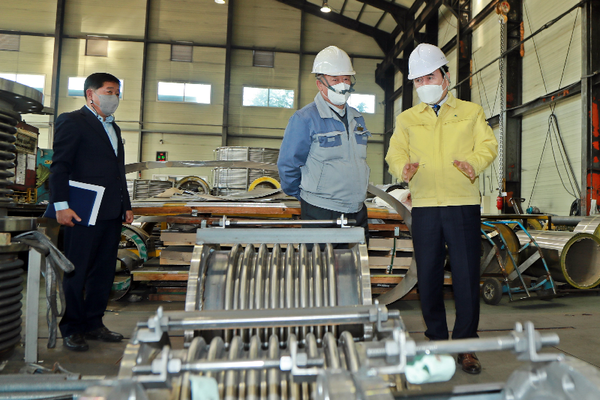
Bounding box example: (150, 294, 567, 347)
(515, 230, 600, 290)
(0, 77, 45, 355)
(480, 221, 556, 305)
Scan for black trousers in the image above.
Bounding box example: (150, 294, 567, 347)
(59, 218, 122, 337)
(300, 200, 369, 249)
(411, 205, 481, 340)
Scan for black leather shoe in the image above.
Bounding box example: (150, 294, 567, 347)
(84, 326, 124, 342)
(457, 353, 482, 374)
(63, 333, 89, 352)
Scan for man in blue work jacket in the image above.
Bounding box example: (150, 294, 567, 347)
(277, 46, 371, 246)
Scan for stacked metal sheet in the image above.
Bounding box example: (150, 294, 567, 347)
(214, 146, 279, 164)
(128, 179, 174, 200)
(212, 146, 279, 195)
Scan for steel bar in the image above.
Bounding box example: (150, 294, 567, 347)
(24, 248, 42, 363)
(141, 306, 399, 332)
(365, 333, 559, 359)
(196, 227, 366, 245)
(219, 219, 355, 226)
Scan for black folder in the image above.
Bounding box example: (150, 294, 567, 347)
(44, 180, 105, 226)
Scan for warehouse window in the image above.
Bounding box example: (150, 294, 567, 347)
(348, 93, 375, 114)
(243, 87, 294, 108)
(0, 73, 44, 94)
(157, 82, 211, 103)
(67, 77, 124, 98)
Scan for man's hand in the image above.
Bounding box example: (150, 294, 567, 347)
(402, 162, 420, 182)
(453, 160, 475, 180)
(124, 210, 134, 224)
(56, 208, 81, 227)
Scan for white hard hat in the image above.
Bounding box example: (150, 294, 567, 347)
(407, 43, 448, 80)
(312, 46, 356, 76)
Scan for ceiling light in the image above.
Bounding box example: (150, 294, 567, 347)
(320, 1, 331, 13)
(215, 0, 225, 4)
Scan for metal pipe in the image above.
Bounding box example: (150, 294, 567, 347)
(515, 230, 600, 289)
(246, 335, 261, 398)
(299, 244, 309, 342)
(366, 332, 559, 359)
(224, 336, 242, 400)
(140, 305, 400, 332)
(224, 245, 241, 343)
(313, 245, 324, 341)
(219, 219, 357, 227)
(553, 216, 585, 226)
(267, 335, 281, 400)
(340, 331, 360, 372)
(323, 332, 340, 369)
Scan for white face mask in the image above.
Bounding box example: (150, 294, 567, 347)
(327, 82, 352, 106)
(93, 92, 119, 116)
(416, 84, 445, 105)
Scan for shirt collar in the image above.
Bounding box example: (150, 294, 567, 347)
(416, 91, 457, 113)
(85, 105, 114, 123)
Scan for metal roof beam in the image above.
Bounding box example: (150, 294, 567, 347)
(355, 0, 409, 25)
(376, 0, 443, 78)
(275, 0, 393, 52)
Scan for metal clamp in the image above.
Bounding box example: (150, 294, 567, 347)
(136, 306, 169, 343)
(511, 321, 563, 363)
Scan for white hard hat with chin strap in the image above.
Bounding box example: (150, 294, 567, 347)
(408, 43, 449, 80)
(312, 46, 356, 76)
(313, 46, 357, 105)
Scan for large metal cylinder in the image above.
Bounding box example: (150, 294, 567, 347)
(515, 230, 600, 289)
(185, 242, 371, 345)
(574, 215, 600, 237)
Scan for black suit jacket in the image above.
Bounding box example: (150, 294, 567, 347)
(49, 106, 131, 221)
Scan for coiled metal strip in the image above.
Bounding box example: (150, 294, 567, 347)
(221, 244, 339, 346)
(177, 332, 358, 400)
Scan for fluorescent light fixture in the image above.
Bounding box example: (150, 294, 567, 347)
(215, 0, 225, 4)
(321, 1, 331, 12)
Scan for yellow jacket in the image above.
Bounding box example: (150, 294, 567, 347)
(386, 92, 498, 207)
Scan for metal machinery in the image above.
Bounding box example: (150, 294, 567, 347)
(0, 78, 44, 355)
(90, 224, 600, 400)
(0, 225, 599, 399)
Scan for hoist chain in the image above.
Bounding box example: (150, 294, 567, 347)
(498, 19, 507, 197)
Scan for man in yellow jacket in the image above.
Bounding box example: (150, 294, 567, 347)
(386, 43, 497, 375)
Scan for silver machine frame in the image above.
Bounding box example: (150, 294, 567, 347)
(2, 221, 600, 399)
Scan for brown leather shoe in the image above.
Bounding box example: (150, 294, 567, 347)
(457, 353, 481, 374)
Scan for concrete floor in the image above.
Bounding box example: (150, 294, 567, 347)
(1, 278, 600, 397)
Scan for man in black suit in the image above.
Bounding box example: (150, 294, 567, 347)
(50, 72, 134, 352)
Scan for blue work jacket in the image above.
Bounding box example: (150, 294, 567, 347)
(277, 93, 371, 213)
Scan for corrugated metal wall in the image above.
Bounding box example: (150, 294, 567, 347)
(520, 0, 582, 214)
